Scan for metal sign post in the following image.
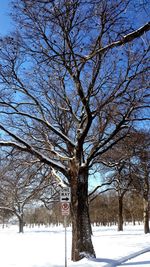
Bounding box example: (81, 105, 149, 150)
(60, 187, 71, 267)
(64, 215, 67, 267)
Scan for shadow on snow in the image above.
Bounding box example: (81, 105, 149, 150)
(89, 249, 150, 267)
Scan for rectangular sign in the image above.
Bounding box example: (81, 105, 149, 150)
(61, 203, 70, 216)
(60, 187, 71, 203)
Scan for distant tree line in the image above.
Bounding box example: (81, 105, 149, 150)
(0, 190, 144, 228)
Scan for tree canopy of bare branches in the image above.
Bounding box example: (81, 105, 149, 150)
(0, 0, 149, 261)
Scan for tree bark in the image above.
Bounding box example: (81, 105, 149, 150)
(143, 170, 149, 234)
(118, 195, 123, 231)
(18, 214, 24, 233)
(70, 166, 95, 261)
(143, 195, 149, 234)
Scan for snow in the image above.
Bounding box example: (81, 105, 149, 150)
(0, 223, 150, 267)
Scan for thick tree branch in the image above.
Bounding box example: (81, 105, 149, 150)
(0, 125, 68, 176)
(84, 22, 150, 61)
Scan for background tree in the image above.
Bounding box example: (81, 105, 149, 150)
(99, 131, 150, 232)
(0, 154, 53, 232)
(89, 192, 118, 226)
(124, 191, 143, 225)
(0, 209, 13, 228)
(113, 161, 132, 231)
(92, 134, 136, 231)
(0, 0, 149, 261)
(131, 131, 150, 233)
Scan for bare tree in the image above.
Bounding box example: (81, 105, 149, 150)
(0, 154, 53, 233)
(113, 162, 132, 231)
(0, 0, 149, 260)
(92, 148, 133, 231)
(93, 131, 150, 232)
(131, 131, 150, 234)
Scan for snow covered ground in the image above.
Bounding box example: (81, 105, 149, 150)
(0, 223, 150, 267)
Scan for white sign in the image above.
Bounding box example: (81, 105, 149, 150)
(60, 187, 71, 203)
(61, 202, 70, 216)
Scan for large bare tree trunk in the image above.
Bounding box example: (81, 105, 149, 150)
(118, 195, 123, 231)
(70, 165, 95, 261)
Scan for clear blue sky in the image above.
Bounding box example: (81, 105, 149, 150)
(0, 0, 13, 36)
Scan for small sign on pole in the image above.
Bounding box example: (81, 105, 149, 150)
(60, 187, 71, 267)
(61, 203, 70, 216)
(60, 187, 71, 203)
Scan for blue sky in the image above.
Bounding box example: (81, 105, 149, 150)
(0, 0, 13, 36)
(0, 0, 149, 36)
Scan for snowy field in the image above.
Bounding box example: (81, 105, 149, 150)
(0, 223, 150, 267)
